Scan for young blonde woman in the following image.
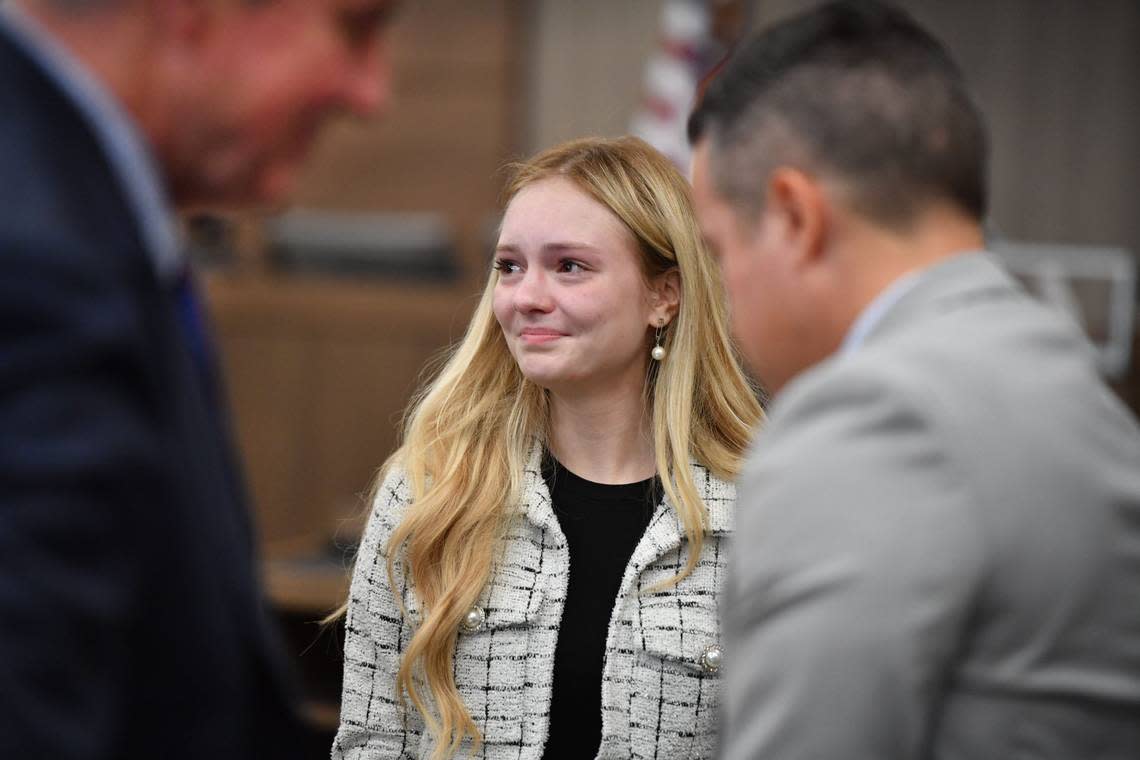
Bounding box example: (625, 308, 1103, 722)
(332, 136, 762, 760)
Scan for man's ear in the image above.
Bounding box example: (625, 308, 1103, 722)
(763, 167, 829, 270)
(649, 268, 681, 327)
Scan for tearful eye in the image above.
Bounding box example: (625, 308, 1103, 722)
(558, 259, 585, 274)
(493, 259, 521, 274)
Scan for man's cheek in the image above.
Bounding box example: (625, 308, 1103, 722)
(722, 252, 749, 309)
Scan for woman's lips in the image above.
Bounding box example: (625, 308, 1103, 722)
(519, 327, 566, 344)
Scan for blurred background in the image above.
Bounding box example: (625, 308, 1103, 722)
(189, 0, 1140, 748)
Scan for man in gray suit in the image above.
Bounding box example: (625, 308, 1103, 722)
(688, 2, 1140, 758)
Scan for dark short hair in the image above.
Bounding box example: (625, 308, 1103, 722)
(689, 0, 988, 225)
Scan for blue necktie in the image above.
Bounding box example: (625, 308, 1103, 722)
(171, 265, 219, 402)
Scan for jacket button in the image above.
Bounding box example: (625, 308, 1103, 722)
(700, 644, 723, 673)
(461, 606, 486, 633)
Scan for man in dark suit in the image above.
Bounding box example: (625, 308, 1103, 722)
(688, 1, 1140, 758)
(0, 1, 395, 757)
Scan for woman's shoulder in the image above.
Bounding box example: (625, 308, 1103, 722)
(373, 462, 413, 506)
(689, 462, 737, 498)
(361, 462, 415, 544)
(688, 461, 737, 535)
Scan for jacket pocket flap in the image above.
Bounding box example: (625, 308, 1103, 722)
(636, 594, 722, 672)
(469, 522, 549, 631)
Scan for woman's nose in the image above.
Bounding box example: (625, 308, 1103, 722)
(513, 269, 554, 313)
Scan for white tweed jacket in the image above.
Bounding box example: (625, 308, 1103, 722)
(332, 448, 736, 759)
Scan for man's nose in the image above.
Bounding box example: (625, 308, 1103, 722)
(340, 33, 393, 117)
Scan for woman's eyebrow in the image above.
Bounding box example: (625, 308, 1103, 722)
(542, 241, 598, 253)
(494, 242, 599, 254)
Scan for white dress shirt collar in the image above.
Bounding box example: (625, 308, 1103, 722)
(839, 269, 924, 357)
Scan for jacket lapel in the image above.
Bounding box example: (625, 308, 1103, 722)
(628, 463, 734, 572)
(509, 448, 734, 602)
(473, 445, 557, 626)
(519, 443, 561, 536)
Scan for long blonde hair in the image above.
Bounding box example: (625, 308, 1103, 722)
(369, 136, 760, 757)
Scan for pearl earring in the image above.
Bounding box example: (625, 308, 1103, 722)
(651, 322, 667, 361)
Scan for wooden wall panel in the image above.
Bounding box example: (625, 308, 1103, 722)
(207, 277, 477, 560)
(220, 329, 321, 553)
(524, 0, 663, 154)
(307, 338, 438, 538)
(293, 0, 522, 282)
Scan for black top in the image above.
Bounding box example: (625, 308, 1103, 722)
(540, 453, 660, 760)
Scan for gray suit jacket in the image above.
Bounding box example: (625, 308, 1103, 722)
(722, 253, 1140, 759)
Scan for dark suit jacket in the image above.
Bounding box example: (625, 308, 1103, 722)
(0, 24, 306, 760)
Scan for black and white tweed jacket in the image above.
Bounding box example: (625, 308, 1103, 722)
(333, 448, 735, 759)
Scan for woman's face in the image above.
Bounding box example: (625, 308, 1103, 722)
(493, 177, 661, 395)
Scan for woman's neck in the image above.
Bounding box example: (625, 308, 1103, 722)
(547, 377, 655, 485)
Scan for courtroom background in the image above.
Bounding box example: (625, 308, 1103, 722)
(187, 0, 1140, 750)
